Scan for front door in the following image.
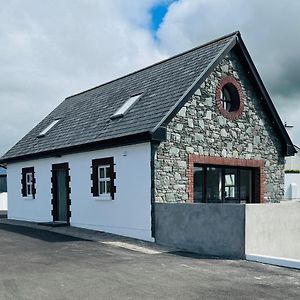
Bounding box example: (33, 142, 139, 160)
(51, 163, 70, 222)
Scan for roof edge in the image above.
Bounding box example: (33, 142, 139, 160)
(152, 31, 296, 157)
(65, 31, 240, 100)
(0, 132, 157, 164)
(151, 32, 238, 133)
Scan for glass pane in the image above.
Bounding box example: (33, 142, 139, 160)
(240, 169, 252, 203)
(224, 169, 239, 203)
(26, 173, 32, 183)
(106, 181, 111, 193)
(105, 167, 110, 178)
(206, 167, 222, 203)
(224, 169, 238, 203)
(99, 167, 105, 178)
(27, 184, 32, 195)
(225, 174, 235, 186)
(193, 167, 204, 203)
(100, 181, 106, 194)
(113, 94, 142, 117)
(221, 88, 232, 111)
(0, 177, 7, 193)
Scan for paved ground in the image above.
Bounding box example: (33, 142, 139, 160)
(0, 219, 299, 300)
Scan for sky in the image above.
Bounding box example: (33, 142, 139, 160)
(1, 0, 300, 156)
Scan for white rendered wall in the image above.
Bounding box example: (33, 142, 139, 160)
(0, 192, 7, 210)
(7, 142, 153, 241)
(284, 173, 300, 200)
(285, 153, 300, 171)
(246, 203, 300, 261)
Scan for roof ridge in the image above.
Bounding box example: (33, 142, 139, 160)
(66, 31, 240, 100)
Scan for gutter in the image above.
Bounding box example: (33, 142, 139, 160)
(0, 130, 167, 164)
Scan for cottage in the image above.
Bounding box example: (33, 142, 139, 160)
(0, 32, 296, 243)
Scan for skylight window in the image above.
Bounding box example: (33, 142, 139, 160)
(111, 94, 142, 119)
(38, 119, 60, 137)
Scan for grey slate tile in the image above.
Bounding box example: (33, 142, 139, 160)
(1, 33, 236, 161)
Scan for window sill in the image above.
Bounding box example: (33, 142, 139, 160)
(23, 196, 34, 200)
(94, 195, 113, 201)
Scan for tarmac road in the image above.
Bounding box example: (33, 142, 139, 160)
(0, 220, 299, 300)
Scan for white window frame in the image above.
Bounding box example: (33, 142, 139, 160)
(98, 165, 111, 199)
(25, 172, 33, 196)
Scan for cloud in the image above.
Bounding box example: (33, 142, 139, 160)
(1, 0, 300, 157)
(0, 0, 165, 155)
(157, 0, 300, 145)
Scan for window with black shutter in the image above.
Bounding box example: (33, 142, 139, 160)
(21, 167, 36, 198)
(91, 157, 116, 199)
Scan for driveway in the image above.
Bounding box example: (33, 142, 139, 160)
(0, 220, 299, 300)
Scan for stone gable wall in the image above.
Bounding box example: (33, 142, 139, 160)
(154, 51, 285, 203)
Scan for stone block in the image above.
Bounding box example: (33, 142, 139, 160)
(177, 107, 186, 117)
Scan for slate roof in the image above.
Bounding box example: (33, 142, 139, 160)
(1, 31, 296, 162)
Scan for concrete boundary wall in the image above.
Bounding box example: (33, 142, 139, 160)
(245, 203, 300, 261)
(246, 254, 300, 270)
(155, 203, 245, 258)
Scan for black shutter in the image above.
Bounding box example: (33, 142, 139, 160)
(107, 163, 116, 200)
(91, 163, 99, 196)
(21, 170, 27, 197)
(32, 175, 36, 199)
(91, 157, 115, 198)
(21, 167, 35, 198)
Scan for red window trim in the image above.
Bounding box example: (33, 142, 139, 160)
(187, 155, 265, 203)
(215, 76, 244, 120)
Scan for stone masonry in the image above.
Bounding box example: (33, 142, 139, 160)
(154, 51, 285, 203)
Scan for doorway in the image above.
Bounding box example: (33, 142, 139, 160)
(51, 163, 71, 223)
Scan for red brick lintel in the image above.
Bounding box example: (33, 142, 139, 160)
(187, 155, 265, 203)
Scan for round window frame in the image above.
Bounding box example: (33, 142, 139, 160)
(215, 76, 244, 120)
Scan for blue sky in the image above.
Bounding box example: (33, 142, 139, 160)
(150, 1, 176, 35)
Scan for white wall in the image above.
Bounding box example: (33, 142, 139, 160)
(7, 142, 153, 241)
(284, 173, 300, 200)
(246, 203, 300, 261)
(0, 192, 7, 210)
(285, 153, 300, 171)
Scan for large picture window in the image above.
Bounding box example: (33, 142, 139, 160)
(91, 157, 116, 199)
(193, 165, 259, 204)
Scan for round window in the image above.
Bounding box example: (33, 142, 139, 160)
(216, 76, 244, 120)
(221, 83, 240, 112)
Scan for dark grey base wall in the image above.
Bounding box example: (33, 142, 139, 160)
(155, 203, 245, 258)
